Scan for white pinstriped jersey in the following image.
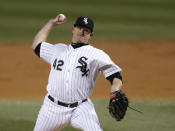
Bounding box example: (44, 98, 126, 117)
(40, 42, 122, 103)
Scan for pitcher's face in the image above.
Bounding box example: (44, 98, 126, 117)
(72, 26, 93, 43)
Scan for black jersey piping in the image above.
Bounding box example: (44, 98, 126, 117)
(71, 43, 88, 49)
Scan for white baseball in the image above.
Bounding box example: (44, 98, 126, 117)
(58, 14, 66, 22)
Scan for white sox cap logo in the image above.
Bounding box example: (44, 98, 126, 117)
(83, 18, 88, 24)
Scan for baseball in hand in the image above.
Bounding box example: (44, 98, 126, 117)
(58, 14, 66, 22)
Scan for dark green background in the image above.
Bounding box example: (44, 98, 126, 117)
(0, 0, 175, 43)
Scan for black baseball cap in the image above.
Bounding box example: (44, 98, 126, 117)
(74, 16, 94, 32)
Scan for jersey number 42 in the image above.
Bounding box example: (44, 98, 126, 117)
(53, 59, 64, 71)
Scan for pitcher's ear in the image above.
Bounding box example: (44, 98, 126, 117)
(72, 27, 75, 33)
(90, 32, 93, 37)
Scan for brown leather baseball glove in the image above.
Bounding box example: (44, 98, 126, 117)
(108, 90, 128, 121)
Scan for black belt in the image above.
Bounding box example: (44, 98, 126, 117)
(48, 95, 87, 108)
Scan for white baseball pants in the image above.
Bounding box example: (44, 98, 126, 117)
(33, 95, 103, 131)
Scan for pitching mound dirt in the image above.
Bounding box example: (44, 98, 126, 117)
(0, 41, 175, 99)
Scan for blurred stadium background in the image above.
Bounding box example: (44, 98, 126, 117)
(0, 0, 175, 130)
(1, 0, 175, 42)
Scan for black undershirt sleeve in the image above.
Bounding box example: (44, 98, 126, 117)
(34, 43, 41, 57)
(106, 72, 122, 84)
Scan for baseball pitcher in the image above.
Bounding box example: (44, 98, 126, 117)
(32, 14, 128, 131)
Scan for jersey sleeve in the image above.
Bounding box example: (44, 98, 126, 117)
(98, 51, 122, 78)
(40, 42, 55, 64)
